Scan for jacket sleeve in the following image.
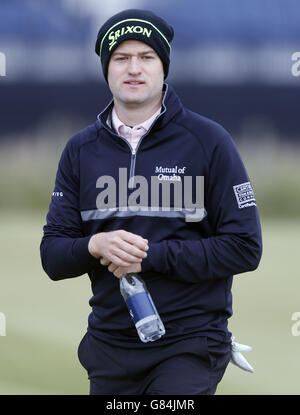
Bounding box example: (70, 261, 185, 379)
(40, 141, 99, 281)
(141, 130, 262, 283)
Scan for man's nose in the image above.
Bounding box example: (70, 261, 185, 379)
(128, 57, 141, 74)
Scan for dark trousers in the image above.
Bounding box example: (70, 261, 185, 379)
(78, 332, 231, 395)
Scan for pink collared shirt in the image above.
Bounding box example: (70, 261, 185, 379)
(111, 106, 161, 152)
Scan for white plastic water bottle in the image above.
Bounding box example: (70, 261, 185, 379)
(120, 273, 166, 343)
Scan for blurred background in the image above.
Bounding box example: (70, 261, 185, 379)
(0, 0, 300, 395)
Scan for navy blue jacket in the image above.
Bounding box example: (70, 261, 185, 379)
(40, 84, 262, 347)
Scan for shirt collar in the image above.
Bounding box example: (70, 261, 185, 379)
(111, 106, 162, 135)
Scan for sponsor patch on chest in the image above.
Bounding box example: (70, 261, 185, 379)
(154, 165, 187, 181)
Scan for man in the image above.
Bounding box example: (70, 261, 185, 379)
(40, 9, 262, 395)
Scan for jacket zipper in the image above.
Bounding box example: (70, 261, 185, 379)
(97, 85, 168, 189)
(128, 149, 137, 189)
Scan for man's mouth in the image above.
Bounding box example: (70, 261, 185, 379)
(124, 80, 145, 85)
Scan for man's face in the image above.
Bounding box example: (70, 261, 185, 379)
(107, 40, 164, 108)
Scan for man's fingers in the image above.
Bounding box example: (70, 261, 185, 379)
(101, 250, 144, 267)
(100, 257, 110, 266)
(110, 262, 142, 278)
(89, 231, 148, 262)
(101, 254, 139, 269)
(119, 231, 148, 251)
(112, 267, 126, 278)
(114, 240, 148, 261)
(94, 231, 149, 268)
(108, 263, 118, 273)
(107, 254, 133, 268)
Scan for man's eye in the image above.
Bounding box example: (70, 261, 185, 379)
(115, 57, 127, 61)
(142, 56, 153, 60)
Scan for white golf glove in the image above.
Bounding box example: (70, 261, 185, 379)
(230, 336, 254, 373)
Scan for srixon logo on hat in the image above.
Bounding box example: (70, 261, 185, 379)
(108, 25, 152, 50)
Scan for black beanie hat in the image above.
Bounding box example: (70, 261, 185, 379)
(95, 9, 174, 82)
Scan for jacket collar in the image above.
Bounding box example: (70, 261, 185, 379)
(97, 83, 183, 134)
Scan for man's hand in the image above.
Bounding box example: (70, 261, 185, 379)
(99, 246, 143, 278)
(88, 230, 148, 268)
(107, 262, 142, 278)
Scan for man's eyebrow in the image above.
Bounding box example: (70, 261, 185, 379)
(139, 50, 156, 55)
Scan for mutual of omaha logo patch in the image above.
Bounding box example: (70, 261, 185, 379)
(233, 181, 257, 209)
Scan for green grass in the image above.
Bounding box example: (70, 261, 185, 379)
(0, 210, 91, 394)
(218, 219, 300, 394)
(0, 211, 299, 395)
